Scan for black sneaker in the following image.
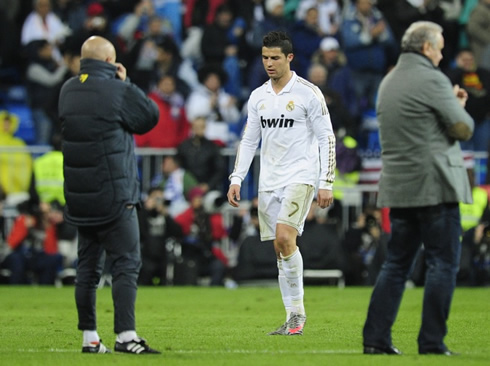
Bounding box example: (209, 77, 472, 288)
(82, 340, 111, 353)
(114, 337, 161, 354)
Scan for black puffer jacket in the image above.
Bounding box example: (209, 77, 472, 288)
(59, 58, 158, 226)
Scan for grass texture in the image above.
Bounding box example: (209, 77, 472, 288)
(0, 285, 488, 365)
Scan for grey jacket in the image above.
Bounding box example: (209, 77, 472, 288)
(376, 52, 474, 208)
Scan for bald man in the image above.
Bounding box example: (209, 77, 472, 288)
(59, 36, 160, 354)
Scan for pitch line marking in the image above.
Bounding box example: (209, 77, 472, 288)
(15, 348, 359, 354)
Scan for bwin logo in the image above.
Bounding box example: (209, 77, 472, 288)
(260, 115, 294, 128)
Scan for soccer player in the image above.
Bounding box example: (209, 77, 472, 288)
(227, 30, 336, 335)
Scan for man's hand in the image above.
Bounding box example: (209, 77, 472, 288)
(317, 189, 334, 209)
(453, 84, 468, 107)
(227, 184, 241, 207)
(115, 62, 127, 81)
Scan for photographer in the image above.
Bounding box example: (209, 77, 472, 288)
(137, 187, 183, 286)
(460, 222, 490, 286)
(174, 188, 228, 286)
(1, 200, 63, 285)
(342, 207, 388, 286)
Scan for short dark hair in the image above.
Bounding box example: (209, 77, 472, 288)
(262, 31, 293, 56)
(197, 63, 228, 85)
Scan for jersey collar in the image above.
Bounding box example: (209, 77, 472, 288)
(266, 71, 297, 95)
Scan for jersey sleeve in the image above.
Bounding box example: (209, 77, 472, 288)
(309, 88, 336, 190)
(229, 96, 262, 186)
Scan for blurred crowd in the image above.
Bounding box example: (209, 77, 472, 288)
(1, 0, 490, 287)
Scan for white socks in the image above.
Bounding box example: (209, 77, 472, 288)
(277, 259, 292, 321)
(82, 330, 100, 346)
(117, 330, 137, 343)
(279, 248, 305, 316)
(83, 330, 137, 345)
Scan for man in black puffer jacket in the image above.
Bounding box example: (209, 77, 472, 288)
(59, 36, 160, 355)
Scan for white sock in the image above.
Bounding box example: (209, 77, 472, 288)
(281, 248, 305, 315)
(82, 330, 100, 345)
(117, 330, 137, 343)
(277, 259, 292, 322)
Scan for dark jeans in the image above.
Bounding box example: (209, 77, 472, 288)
(75, 206, 141, 334)
(363, 203, 461, 353)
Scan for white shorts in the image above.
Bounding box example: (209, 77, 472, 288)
(258, 184, 315, 241)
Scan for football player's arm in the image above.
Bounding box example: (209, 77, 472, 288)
(310, 93, 336, 208)
(228, 101, 261, 207)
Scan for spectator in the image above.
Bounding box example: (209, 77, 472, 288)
(466, 0, 490, 67)
(459, 167, 490, 233)
(340, 0, 397, 113)
(151, 155, 199, 217)
(231, 200, 278, 282)
(328, 134, 361, 225)
(177, 116, 226, 192)
(446, 48, 490, 152)
(2, 200, 63, 285)
(0, 1, 20, 79)
(33, 133, 65, 205)
(342, 207, 387, 286)
(376, 0, 444, 47)
(312, 36, 358, 122)
(186, 64, 240, 146)
(0, 187, 5, 245)
(299, 199, 343, 271)
(438, 0, 463, 69)
(183, 0, 227, 29)
(25, 39, 67, 145)
(65, 2, 124, 63)
(228, 0, 266, 71)
(227, 196, 260, 252)
(134, 73, 190, 148)
(245, 0, 290, 91)
(487, 144, 490, 184)
(21, 0, 70, 61)
(152, 36, 197, 98)
(307, 63, 357, 136)
(52, 0, 87, 34)
(458, 0, 479, 49)
(295, 0, 341, 38)
(124, 17, 196, 96)
(460, 222, 490, 286)
(120, 10, 161, 90)
(200, 4, 245, 99)
(116, 0, 156, 46)
(174, 187, 228, 286)
(290, 5, 323, 78)
(0, 111, 33, 198)
(137, 186, 183, 286)
(52, 41, 81, 125)
(152, 0, 184, 46)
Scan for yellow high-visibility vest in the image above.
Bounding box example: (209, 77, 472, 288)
(34, 151, 65, 205)
(460, 186, 488, 232)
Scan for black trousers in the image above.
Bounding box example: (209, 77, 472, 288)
(75, 206, 141, 334)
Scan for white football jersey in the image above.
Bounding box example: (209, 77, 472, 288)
(230, 72, 336, 192)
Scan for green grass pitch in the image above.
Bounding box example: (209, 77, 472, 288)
(0, 285, 488, 365)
